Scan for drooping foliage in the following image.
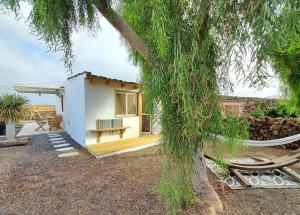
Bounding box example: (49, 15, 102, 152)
(1, 0, 300, 214)
(266, 2, 300, 109)
(271, 51, 300, 108)
(120, 0, 300, 212)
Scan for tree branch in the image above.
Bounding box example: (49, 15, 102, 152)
(95, 3, 152, 62)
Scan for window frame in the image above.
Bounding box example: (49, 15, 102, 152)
(115, 90, 138, 117)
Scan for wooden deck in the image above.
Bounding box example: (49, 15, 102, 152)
(86, 135, 161, 158)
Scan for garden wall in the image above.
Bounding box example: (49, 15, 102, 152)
(246, 116, 300, 149)
(220, 96, 277, 117)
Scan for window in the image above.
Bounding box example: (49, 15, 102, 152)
(115, 92, 137, 116)
(127, 94, 137, 115)
(116, 93, 126, 115)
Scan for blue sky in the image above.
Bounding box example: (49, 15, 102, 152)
(0, 3, 281, 105)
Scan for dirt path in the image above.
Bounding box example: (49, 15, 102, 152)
(0, 134, 299, 215)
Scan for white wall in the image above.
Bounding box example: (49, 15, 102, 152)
(63, 74, 86, 146)
(85, 81, 140, 145)
(55, 95, 63, 115)
(54, 95, 64, 129)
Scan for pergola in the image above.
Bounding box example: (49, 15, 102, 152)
(14, 86, 64, 96)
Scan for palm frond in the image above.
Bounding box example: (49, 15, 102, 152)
(0, 94, 30, 121)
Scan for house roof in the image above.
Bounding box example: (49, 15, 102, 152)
(14, 86, 64, 95)
(68, 71, 140, 89)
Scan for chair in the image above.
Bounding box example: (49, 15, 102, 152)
(48, 115, 63, 131)
(33, 111, 48, 131)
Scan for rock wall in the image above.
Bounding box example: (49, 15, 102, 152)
(220, 96, 277, 103)
(220, 96, 277, 117)
(246, 116, 300, 149)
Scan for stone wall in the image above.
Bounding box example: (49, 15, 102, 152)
(246, 116, 300, 149)
(220, 96, 277, 117)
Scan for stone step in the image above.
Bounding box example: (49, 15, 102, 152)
(55, 147, 74, 152)
(47, 134, 62, 137)
(58, 152, 79, 158)
(48, 135, 63, 138)
(53, 143, 71, 148)
(48, 134, 61, 136)
(49, 137, 64, 141)
(51, 140, 67, 144)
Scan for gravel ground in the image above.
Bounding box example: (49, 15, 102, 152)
(0, 134, 299, 215)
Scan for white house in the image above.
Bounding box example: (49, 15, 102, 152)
(16, 71, 160, 148)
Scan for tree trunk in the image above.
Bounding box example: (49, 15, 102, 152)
(6, 118, 16, 140)
(192, 144, 223, 214)
(95, 4, 152, 62)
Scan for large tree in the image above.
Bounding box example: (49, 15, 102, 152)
(1, 0, 299, 214)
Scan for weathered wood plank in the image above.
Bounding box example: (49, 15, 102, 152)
(280, 168, 300, 183)
(0, 138, 31, 148)
(90, 127, 129, 132)
(230, 168, 252, 187)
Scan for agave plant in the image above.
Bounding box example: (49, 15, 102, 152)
(0, 94, 29, 140)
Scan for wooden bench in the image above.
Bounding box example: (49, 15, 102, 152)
(89, 119, 129, 143)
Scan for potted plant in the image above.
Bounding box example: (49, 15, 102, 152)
(0, 94, 29, 140)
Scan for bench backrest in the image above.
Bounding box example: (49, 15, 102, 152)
(97, 119, 122, 129)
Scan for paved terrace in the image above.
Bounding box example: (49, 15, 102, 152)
(17, 121, 63, 137)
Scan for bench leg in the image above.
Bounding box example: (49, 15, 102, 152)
(120, 129, 125, 139)
(98, 132, 102, 143)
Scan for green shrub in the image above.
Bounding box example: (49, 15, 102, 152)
(250, 100, 300, 118)
(250, 106, 265, 118)
(266, 100, 299, 118)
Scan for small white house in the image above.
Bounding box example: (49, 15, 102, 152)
(16, 72, 159, 147)
(61, 71, 147, 146)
